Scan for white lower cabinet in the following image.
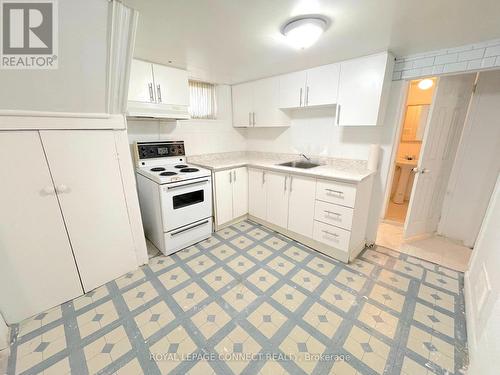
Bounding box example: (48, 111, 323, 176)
(265, 171, 289, 228)
(248, 168, 267, 220)
(214, 167, 248, 227)
(0, 130, 140, 323)
(287, 175, 316, 238)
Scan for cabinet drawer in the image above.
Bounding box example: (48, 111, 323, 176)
(316, 179, 356, 207)
(314, 200, 353, 230)
(313, 220, 350, 252)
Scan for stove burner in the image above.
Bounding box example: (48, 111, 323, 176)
(151, 167, 166, 172)
(180, 168, 199, 173)
(174, 164, 188, 169)
(160, 171, 177, 176)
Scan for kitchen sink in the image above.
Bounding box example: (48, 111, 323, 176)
(278, 161, 322, 169)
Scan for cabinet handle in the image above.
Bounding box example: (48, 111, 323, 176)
(229, 171, 232, 184)
(325, 188, 344, 196)
(249, 112, 252, 126)
(324, 210, 341, 217)
(322, 230, 340, 238)
(305, 86, 310, 106)
(289, 176, 293, 192)
(157, 84, 162, 103)
(148, 83, 154, 102)
(299, 88, 303, 107)
(171, 220, 209, 237)
(253, 112, 256, 126)
(284, 176, 287, 191)
(336, 104, 341, 125)
(262, 171, 265, 184)
(233, 170, 237, 181)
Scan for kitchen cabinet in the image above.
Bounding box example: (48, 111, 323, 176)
(337, 52, 393, 126)
(265, 171, 290, 228)
(248, 168, 267, 220)
(232, 76, 290, 127)
(287, 175, 316, 237)
(214, 167, 248, 227)
(0, 130, 141, 323)
(278, 63, 340, 109)
(127, 59, 189, 119)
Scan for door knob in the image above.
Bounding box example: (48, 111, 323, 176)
(41, 185, 56, 195)
(56, 184, 70, 193)
(412, 167, 430, 174)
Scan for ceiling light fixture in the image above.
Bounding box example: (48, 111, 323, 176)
(418, 78, 434, 90)
(281, 15, 329, 50)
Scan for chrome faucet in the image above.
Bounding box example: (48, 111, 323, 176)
(300, 153, 311, 161)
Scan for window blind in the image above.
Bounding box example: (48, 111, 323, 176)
(189, 80, 217, 119)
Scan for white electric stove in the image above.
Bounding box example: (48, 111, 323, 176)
(134, 140, 213, 255)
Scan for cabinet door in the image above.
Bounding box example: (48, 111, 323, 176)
(248, 168, 267, 219)
(152, 64, 189, 106)
(253, 77, 289, 127)
(232, 82, 254, 127)
(40, 130, 138, 292)
(337, 52, 390, 126)
(232, 167, 248, 218)
(266, 171, 289, 228)
(279, 70, 307, 108)
(0, 132, 82, 323)
(214, 170, 234, 225)
(287, 175, 316, 237)
(128, 59, 155, 103)
(305, 63, 340, 107)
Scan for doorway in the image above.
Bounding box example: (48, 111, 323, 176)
(377, 73, 476, 271)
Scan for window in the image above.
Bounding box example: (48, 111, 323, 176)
(189, 80, 217, 119)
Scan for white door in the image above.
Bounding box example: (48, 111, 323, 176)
(232, 167, 248, 218)
(40, 130, 138, 292)
(215, 170, 234, 225)
(287, 175, 317, 237)
(305, 63, 340, 107)
(152, 64, 189, 106)
(128, 59, 155, 103)
(337, 52, 390, 126)
(232, 82, 254, 127)
(253, 77, 289, 127)
(404, 74, 475, 238)
(279, 70, 307, 108)
(266, 171, 289, 228)
(248, 168, 267, 219)
(0, 132, 83, 323)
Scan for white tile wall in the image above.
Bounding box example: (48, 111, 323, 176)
(393, 38, 500, 80)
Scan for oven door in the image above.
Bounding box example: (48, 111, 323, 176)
(160, 177, 212, 232)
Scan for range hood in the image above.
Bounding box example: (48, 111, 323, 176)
(127, 101, 190, 120)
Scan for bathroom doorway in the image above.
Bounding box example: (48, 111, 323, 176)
(376, 73, 477, 270)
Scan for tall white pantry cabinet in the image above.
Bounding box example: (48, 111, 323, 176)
(0, 128, 144, 323)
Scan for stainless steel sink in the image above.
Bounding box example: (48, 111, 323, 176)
(278, 161, 322, 169)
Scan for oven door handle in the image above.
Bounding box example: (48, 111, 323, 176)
(166, 179, 209, 190)
(170, 220, 209, 236)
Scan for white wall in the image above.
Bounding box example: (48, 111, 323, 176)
(438, 70, 500, 247)
(465, 175, 500, 375)
(0, 313, 7, 350)
(0, 0, 108, 113)
(127, 85, 246, 155)
(245, 81, 405, 242)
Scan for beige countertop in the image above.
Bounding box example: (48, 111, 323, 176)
(189, 152, 375, 183)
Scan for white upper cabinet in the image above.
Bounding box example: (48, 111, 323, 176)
(232, 82, 254, 127)
(152, 63, 190, 106)
(127, 59, 190, 119)
(337, 52, 393, 126)
(305, 64, 340, 107)
(232, 76, 290, 128)
(278, 64, 339, 109)
(279, 70, 307, 109)
(128, 59, 155, 103)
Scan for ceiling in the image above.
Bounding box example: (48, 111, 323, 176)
(124, 0, 500, 84)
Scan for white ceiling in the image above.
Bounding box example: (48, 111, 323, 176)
(124, 0, 500, 84)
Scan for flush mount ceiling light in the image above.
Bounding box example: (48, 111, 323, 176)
(418, 78, 434, 90)
(281, 15, 329, 49)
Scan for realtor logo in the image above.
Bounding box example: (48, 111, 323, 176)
(1, 0, 58, 69)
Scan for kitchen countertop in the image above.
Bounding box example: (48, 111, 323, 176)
(189, 151, 376, 183)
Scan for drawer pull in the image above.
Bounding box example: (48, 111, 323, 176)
(324, 210, 341, 217)
(325, 188, 344, 195)
(322, 230, 339, 237)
